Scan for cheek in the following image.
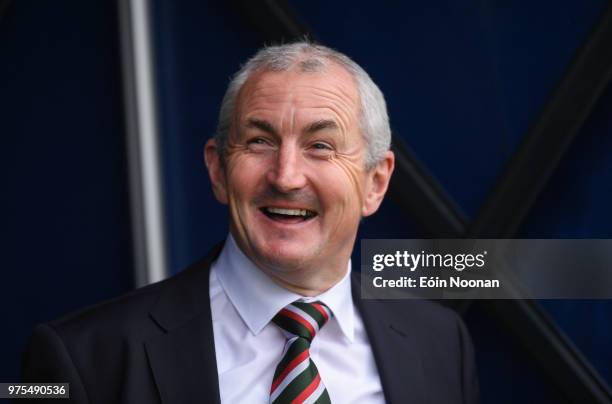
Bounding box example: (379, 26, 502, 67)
(224, 155, 262, 202)
(329, 158, 367, 207)
(310, 158, 366, 215)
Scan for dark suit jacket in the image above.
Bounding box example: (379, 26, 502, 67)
(22, 245, 479, 403)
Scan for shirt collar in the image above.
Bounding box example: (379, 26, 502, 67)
(214, 234, 355, 342)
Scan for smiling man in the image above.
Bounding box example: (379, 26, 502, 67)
(22, 42, 479, 404)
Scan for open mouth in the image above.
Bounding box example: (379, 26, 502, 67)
(260, 207, 317, 223)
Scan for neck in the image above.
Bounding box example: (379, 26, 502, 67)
(260, 266, 347, 296)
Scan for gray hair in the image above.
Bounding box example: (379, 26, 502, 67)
(215, 42, 391, 169)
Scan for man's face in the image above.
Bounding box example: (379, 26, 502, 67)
(206, 64, 393, 288)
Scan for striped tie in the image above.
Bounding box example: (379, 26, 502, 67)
(270, 301, 333, 404)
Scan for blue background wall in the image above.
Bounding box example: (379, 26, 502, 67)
(2, 1, 611, 402)
(1, 0, 132, 383)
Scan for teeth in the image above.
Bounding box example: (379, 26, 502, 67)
(266, 207, 312, 217)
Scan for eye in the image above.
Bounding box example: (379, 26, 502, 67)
(307, 141, 334, 158)
(312, 142, 331, 150)
(246, 137, 275, 152)
(248, 137, 267, 145)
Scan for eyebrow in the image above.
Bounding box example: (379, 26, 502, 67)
(244, 118, 339, 136)
(245, 119, 278, 136)
(304, 119, 339, 134)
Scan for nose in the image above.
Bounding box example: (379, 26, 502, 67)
(266, 143, 308, 192)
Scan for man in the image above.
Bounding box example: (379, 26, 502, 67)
(23, 42, 479, 403)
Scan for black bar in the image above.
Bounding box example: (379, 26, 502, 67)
(489, 299, 612, 403)
(228, 0, 314, 44)
(468, 2, 612, 238)
(468, 4, 612, 402)
(389, 136, 468, 237)
(0, 0, 12, 23)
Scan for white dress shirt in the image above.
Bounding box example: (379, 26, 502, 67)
(209, 235, 385, 403)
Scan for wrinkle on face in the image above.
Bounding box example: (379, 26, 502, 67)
(323, 147, 368, 243)
(237, 67, 358, 143)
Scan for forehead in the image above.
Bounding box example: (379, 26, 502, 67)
(235, 64, 360, 120)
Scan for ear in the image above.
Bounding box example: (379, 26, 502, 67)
(204, 138, 228, 204)
(362, 151, 394, 217)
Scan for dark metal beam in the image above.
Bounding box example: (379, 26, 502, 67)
(489, 299, 612, 403)
(468, 2, 612, 238)
(228, 0, 314, 44)
(467, 4, 612, 402)
(0, 0, 12, 24)
(389, 136, 468, 237)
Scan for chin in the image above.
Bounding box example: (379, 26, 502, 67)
(255, 242, 317, 273)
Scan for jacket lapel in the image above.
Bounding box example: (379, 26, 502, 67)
(353, 275, 429, 404)
(145, 244, 223, 404)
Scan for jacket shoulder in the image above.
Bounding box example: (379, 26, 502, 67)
(46, 250, 217, 342)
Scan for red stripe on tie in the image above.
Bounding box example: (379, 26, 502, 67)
(292, 373, 321, 404)
(271, 349, 310, 393)
(311, 303, 329, 322)
(280, 309, 316, 336)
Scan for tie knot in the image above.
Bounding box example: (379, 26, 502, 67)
(272, 301, 333, 342)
